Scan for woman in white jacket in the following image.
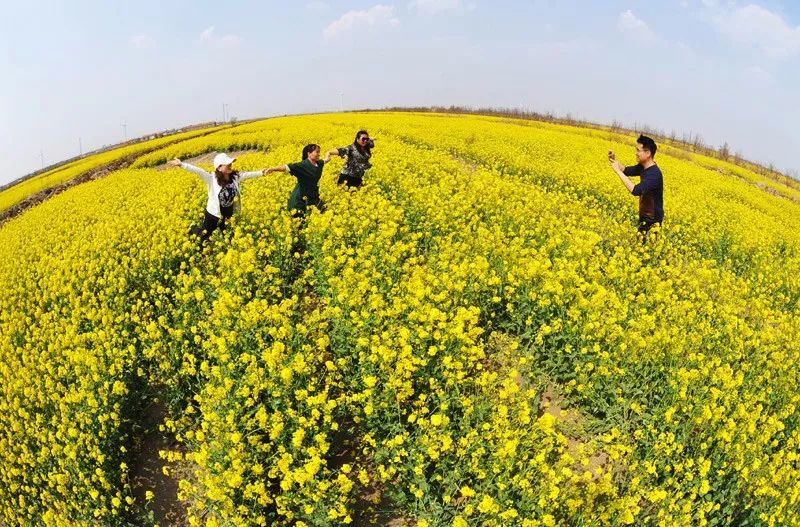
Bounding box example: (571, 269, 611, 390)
(168, 153, 267, 244)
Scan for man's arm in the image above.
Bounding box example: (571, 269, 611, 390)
(631, 173, 658, 196)
(612, 165, 636, 193)
(609, 152, 635, 193)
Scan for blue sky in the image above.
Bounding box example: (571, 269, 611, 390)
(1, 0, 799, 184)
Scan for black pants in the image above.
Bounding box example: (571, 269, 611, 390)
(638, 218, 661, 243)
(638, 219, 656, 232)
(291, 200, 326, 219)
(190, 209, 232, 245)
(337, 174, 363, 188)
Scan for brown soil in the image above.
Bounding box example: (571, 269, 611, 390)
(538, 385, 609, 480)
(712, 166, 799, 203)
(326, 417, 412, 527)
(352, 484, 414, 527)
(452, 154, 478, 175)
(755, 181, 795, 201)
(481, 334, 612, 483)
(129, 401, 189, 527)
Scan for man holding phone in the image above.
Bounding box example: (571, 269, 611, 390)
(608, 134, 664, 238)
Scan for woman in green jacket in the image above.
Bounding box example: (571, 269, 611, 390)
(264, 144, 332, 216)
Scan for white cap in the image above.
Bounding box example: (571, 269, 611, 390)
(213, 153, 236, 169)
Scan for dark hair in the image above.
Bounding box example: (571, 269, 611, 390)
(637, 135, 657, 157)
(354, 130, 373, 154)
(302, 144, 321, 160)
(214, 168, 239, 186)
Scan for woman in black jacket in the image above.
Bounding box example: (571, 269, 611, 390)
(327, 130, 374, 189)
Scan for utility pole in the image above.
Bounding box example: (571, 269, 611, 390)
(79, 137, 82, 156)
(339, 92, 344, 112)
(224, 103, 229, 123)
(40, 150, 44, 169)
(122, 123, 127, 141)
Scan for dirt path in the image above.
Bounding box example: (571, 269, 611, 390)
(129, 401, 189, 526)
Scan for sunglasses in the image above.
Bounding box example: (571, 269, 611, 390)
(359, 137, 369, 141)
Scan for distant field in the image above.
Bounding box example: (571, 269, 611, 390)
(1, 112, 799, 526)
(0, 125, 225, 213)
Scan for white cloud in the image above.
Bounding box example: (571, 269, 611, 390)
(323, 5, 400, 40)
(617, 10, 657, 45)
(713, 4, 800, 59)
(408, 0, 462, 15)
(129, 34, 154, 49)
(199, 26, 243, 50)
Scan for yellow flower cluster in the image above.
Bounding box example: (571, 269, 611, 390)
(1, 112, 799, 526)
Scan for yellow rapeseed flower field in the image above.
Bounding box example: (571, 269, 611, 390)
(1, 112, 799, 526)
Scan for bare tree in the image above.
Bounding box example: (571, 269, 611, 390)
(719, 142, 730, 161)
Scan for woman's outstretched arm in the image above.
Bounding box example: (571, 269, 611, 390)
(168, 158, 211, 182)
(239, 168, 270, 180)
(263, 165, 290, 175)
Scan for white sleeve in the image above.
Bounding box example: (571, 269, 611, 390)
(179, 162, 212, 182)
(238, 171, 264, 181)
